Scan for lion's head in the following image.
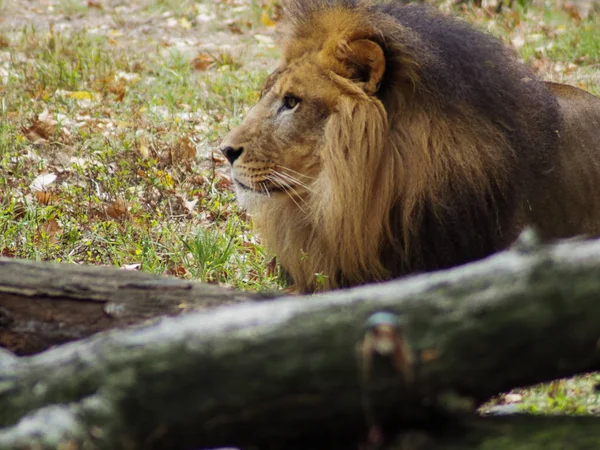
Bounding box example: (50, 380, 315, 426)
(221, 0, 563, 293)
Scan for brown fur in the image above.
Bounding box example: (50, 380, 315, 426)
(221, 0, 600, 293)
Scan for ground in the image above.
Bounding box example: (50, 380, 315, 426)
(0, 0, 599, 415)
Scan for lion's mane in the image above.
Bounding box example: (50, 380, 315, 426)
(253, 0, 564, 292)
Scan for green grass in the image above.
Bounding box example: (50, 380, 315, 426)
(0, 5, 280, 291)
(56, 0, 89, 15)
(482, 373, 600, 416)
(519, 13, 600, 64)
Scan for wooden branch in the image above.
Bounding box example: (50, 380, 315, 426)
(387, 416, 600, 450)
(2, 235, 600, 448)
(3, 408, 600, 450)
(0, 258, 270, 355)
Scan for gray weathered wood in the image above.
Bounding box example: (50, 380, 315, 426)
(0, 258, 270, 354)
(2, 236, 600, 448)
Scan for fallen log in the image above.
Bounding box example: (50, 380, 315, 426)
(2, 407, 600, 450)
(2, 235, 600, 449)
(0, 259, 271, 355)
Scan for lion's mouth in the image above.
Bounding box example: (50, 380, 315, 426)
(233, 179, 284, 195)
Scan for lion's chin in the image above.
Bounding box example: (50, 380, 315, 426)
(233, 179, 268, 212)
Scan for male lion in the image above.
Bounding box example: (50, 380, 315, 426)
(221, 0, 600, 293)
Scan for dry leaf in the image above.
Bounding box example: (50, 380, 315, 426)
(34, 190, 57, 205)
(254, 34, 274, 47)
(0, 34, 9, 49)
(30, 173, 57, 191)
(562, 1, 589, 21)
(38, 218, 61, 245)
(179, 17, 192, 29)
(260, 10, 276, 27)
(170, 137, 197, 164)
(107, 79, 127, 102)
(166, 265, 190, 278)
(0, 247, 15, 258)
(115, 71, 141, 84)
(211, 151, 226, 165)
(191, 53, 213, 71)
(215, 171, 232, 190)
(266, 256, 278, 277)
(183, 198, 198, 213)
(106, 199, 128, 218)
(504, 393, 523, 404)
(59, 90, 102, 101)
(227, 22, 243, 34)
(241, 240, 259, 256)
(190, 174, 207, 187)
(22, 110, 57, 143)
(87, 0, 103, 9)
(138, 135, 149, 158)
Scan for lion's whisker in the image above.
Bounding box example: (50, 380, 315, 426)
(267, 174, 307, 213)
(269, 173, 309, 201)
(276, 165, 316, 181)
(272, 169, 314, 192)
(259, 181, 271, 198)
(268, 176, 304, 211)
(277, 176, 310, 210)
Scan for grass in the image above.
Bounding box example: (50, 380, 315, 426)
(481, 3, 600, 94)
(0, 3, 280, 291)
(0, 0, 599, 413)
(482, 373, 600, 416)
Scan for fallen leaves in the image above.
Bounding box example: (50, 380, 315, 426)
(253, 34, 275, 48)
(30, 173, 57, 191)
(260, 11, 276, 28)
(33, 190, 57, 205)
(56, 90, 102, 108)
(182, 197, 198, 214)
(22, 110, 57, 143)
(0, 33, 9, 49)
(227, 22, 244, 35)
(105, 199, 128, 219)
(166, 264, 190, 278)
(191, 51, 242, 71)
(168, 137, 197, 165)
(87, 0, 103, 9)
(214, 171, 232, 190)
(0, 0, 285, 289)
(37, 217, 62, 245)
(192, 53, 213, 71)
(30, 173, 59, 205)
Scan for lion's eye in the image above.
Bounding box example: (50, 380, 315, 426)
(282, 95, 300, 110)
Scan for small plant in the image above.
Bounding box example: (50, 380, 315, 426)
(314, 272, 328, 291)
(181, 225, 236, 284)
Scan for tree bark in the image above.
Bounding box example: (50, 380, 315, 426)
(2, 236, 600, 449)
(0, 258, 270, 355)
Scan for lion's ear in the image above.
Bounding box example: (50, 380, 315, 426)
(334, 38, 385, 95)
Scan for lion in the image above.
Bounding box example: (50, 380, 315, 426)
(220, 0, 600, 293)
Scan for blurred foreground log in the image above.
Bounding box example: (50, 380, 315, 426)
(0, 259, 270, 355)
(2, 235, 600, 449)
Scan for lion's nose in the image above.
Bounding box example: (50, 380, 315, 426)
(221, 146, 244, 164)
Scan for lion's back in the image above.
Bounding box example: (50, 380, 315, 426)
(377, 3, 561, 173)
(528, 83, 600, 239)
